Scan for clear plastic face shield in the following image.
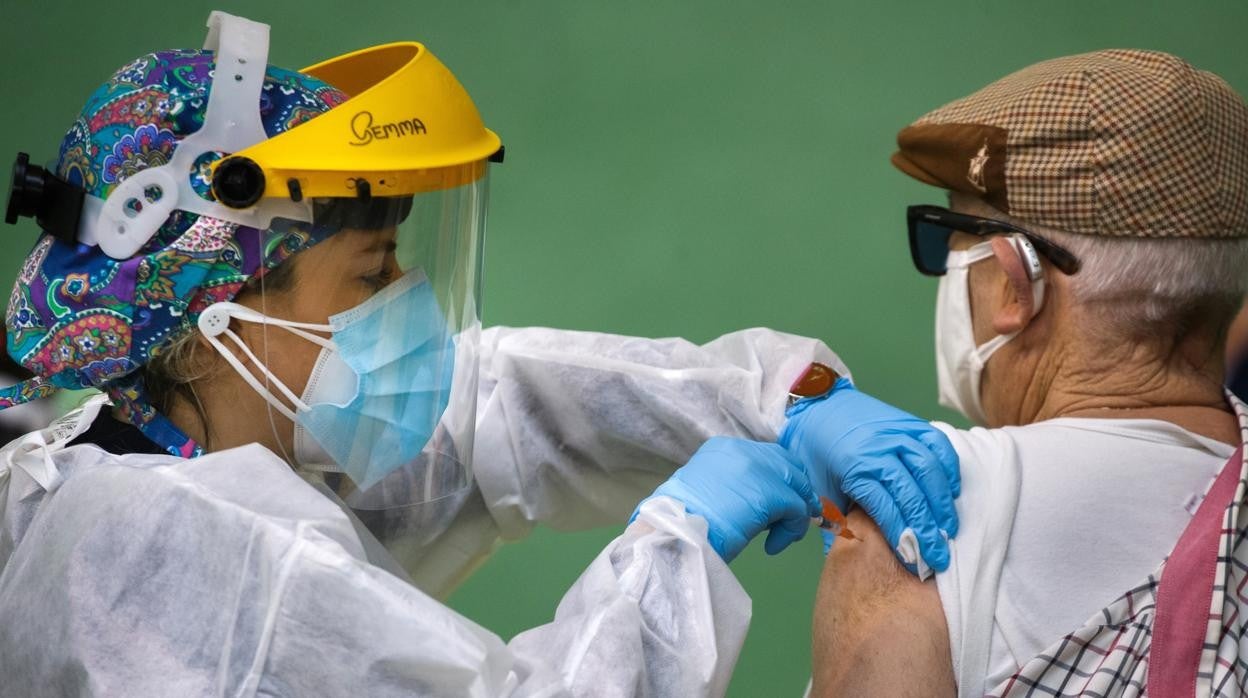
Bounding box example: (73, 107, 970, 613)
(5, 12, 501, 564)
(236, 171, 488, 549)
(294, 180, 486, 496)
(196, 173, 489, 558)
(180, 13, 501, 556)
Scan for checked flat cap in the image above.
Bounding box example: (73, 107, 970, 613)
(892, 49, 1248, 238)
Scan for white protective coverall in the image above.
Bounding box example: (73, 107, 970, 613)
(0, 326, 842, 697)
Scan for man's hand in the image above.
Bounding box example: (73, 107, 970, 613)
(779, 379, 960, 572)
(634, 437, 821, 562)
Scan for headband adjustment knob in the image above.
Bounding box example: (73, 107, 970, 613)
(5, 152, 84, 243)
(212, 156, 266, 209)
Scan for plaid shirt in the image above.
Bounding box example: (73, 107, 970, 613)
(989, 393, 1248, 697)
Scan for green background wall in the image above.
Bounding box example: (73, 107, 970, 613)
(2, 2, 1245, 694)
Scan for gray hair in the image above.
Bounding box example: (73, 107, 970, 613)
(954, 194, 1248, 344)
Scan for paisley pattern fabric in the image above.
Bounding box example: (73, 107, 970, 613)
(1, 50, 348, 456)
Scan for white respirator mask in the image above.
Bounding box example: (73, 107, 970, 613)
(934, 235, 1044, 425)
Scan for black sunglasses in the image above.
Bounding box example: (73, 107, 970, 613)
(907, 205, 1081, 277)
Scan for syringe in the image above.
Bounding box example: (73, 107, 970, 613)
(812, 496, 859, 541)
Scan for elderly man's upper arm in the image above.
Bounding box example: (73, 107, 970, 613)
(810, 509, 957, 697)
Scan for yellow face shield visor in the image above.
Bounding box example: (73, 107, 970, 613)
(210, 41, 503, 209)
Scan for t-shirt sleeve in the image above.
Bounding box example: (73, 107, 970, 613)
(931, 423, 1023, 698)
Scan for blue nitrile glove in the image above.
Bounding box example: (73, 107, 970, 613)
(632, 436, 821, 563)
(778, 378, 961, 573)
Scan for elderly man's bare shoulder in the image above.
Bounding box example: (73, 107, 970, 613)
(810, 509, 956, 697)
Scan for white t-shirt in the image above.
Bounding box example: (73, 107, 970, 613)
(934, 418, 1235, 698)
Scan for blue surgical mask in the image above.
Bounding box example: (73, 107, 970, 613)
(295, 271, 456, 489)
(198, 269, 457, 491)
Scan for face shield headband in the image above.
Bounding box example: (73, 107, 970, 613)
(6, 13, 309, 258)
(2, 14, 495, 565)
(5, 11, 504, 260)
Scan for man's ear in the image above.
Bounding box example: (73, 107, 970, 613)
(989, 236, 1042, 334)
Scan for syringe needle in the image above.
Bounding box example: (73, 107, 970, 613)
(812, 496, 858, 541)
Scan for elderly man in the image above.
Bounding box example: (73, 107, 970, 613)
(782, 50, 1248, 696)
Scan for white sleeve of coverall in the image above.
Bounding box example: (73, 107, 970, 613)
(263, 496, 750, 698)
(472, 326, 846, 539)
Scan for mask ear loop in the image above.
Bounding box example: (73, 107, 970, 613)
(946, 241, 997, 268)
(954, 237, 1047, 318)
(202, 322, 302, 421)
(196, 299, 335, 446)
(956, 236, 1048, 364)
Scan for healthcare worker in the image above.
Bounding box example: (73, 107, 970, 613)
(0, 13, 958, 696)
